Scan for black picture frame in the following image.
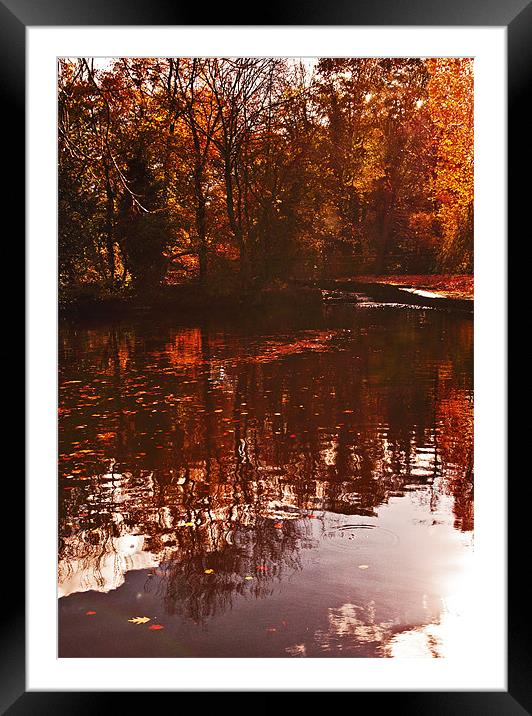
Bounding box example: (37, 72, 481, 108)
(9, 0, 525, 710)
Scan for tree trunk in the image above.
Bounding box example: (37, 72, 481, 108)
(224, 164, 249, 285)
(104, 162, 115, 283)
(193, 163, 208, 284)
(375, 182, 394, 274)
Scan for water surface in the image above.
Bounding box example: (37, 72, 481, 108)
(58, 300, 473, 657)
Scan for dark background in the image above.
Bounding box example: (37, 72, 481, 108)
(7, 0, 528, 710)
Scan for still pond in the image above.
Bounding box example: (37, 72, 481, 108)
(58, 296, 473, 657)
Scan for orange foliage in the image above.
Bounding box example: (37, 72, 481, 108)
(426, 59, 474, 270)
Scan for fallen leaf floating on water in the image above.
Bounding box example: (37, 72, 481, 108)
(244, 576, 254, 581)
(274, 522, 283, 529)
(204, 569, 215, 574)
(148, 624, 164, 630)
(85, 611, 96, 616)
(358, 565, 369, 570)
(128, 616, 151, 625)
(184, 522, 194, 527)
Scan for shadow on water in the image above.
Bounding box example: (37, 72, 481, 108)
(58, 302, 473, 657)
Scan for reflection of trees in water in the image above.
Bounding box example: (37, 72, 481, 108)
(58, 525, 117, 593)
(59, 469, 322, 621)
(58, 469, 160, 596)
(59, 311, 474, 614)
(435, 389, 474, 531)
(159, 519, 313, 623)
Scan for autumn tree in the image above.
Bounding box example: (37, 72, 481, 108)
(152, 58, 221, 285)
(427, 58, 474, 272)
(58, 56, 474, 300)
(110, 59, 176, 290)
(314, 58, 436, 273)
(58, 58, 121, 288)
(203, 58, 288, 285)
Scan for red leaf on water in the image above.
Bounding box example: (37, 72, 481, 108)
(86, 611, 96, 615)
(289, 434, 297, 439)
(148, 624, 164, 630)
(274, 522, 283, 529)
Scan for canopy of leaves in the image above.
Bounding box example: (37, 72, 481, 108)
(58, 56, 474, 297)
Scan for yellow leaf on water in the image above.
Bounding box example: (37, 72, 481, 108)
(244, 576, 254, 581)
(358, 565, 369, 570)
(204, 569, 215, 574)
(128, 616, 151, 625)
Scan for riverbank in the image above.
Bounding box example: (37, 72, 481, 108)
(352, 275, 473, 300)
(60, 274, 473, 320)
(321, 275, 474, 313)
(59, 284, 324, 321)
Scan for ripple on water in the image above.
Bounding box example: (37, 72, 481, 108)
(321, 524, 399, 553)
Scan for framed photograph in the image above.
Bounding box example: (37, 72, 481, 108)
(9, 0, 525, 708)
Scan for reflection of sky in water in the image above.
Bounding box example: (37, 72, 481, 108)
(58, 308, 473, 657)
(283, 496, 474, 657)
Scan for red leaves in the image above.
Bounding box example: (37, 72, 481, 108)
(148, 624, 164, 630)
(85, 611, 96, 615)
